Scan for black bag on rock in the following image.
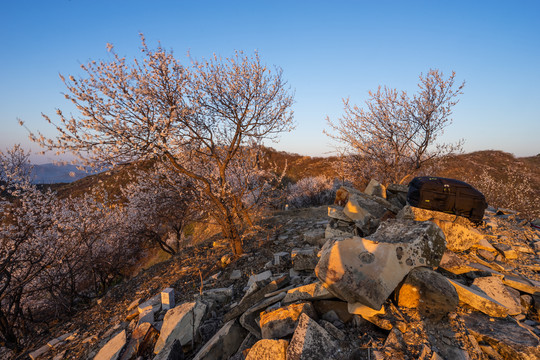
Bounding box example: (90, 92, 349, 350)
(407, 176, 488, 223)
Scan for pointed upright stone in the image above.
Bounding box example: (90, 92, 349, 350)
(286, 314, 340, 360)
(153, 301, 207, 355)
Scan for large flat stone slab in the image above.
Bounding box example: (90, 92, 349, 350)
(94, 330, 126, 360)
(447, 279, 508, 317)
(472, 276, 521, 315)
(153, 301, 207, 355)
(431, 218, 483, 252)
(316, 219, 446, 309)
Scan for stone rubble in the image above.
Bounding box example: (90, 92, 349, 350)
(25, 181, 540, 360)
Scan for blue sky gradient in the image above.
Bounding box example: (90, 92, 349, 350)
(1, 0, 539, 163)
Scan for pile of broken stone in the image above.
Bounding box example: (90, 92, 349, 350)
(30, 181, 540, 360)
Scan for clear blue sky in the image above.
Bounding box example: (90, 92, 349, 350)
(1, 0, 539, 163)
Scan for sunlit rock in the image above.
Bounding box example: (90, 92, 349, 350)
(282, 282, 334, 304)
(472, 276, 521, 315)
(430, 218, 483, 251)
(447, 279, 508, 317)
(327, 205, 353, 221)
(245, 339, 288, 360)
(94, 330, 126, 360)
(396, 267, 458, 320)
(260, 302, 317, 339)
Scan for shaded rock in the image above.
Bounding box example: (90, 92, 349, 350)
(364, 179, 386, 198)
(246, 271, 273, 288)
(320, 320, 346, 340)
(313, 300, 353, 324)
(138, 308, 154, 326)
(493, 243, 518, 260)
(472, 276, 521, 315)
(153, 301, 207, 355)
(29, 345, 50, 360)
(447, 279, 508, 317)
(139, 294, 162, 314)
(239, 292, 286, 338)
(463, 312, 540, 360)
(303, 229, 326, 247)
(245, 339, 288, 360)
(316, 219, 446, 309)
(273, 252, 290, 265)
(282, 281, 334, 304)
(343, 195, 374, 224)
(386, 184, 408, 207)
(192, 320, 247, 360)
(94, 330, 126, 360)
(520, 295, 533, 315)
(152, 339, 184, 360)
(199, 287, 233, 305)
(396, 267, 458, 320)
(230, 270, 242, 280)
(477, 249, 496, 261)
(291, 247, 319, 271)
(324, 224, 352, 239)
(260, 302, 317, 339)
(531, 293, 540, 322)
(120, 323, 159, 360)
(224, 275, 289, 322)
(286, 313, 340, 360)
(382, 327, 407, 359)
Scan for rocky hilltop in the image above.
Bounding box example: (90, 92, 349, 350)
(19, 181, 540, 360)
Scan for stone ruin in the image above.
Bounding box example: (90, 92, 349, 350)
(28, 179, 540, 360)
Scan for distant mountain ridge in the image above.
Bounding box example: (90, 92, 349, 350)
(31, 163, 101, 184)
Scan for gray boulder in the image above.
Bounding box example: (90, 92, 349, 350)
(316, 219, 446, 309)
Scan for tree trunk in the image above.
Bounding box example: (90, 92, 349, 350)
(222, 216, 243, 256)
(0, 308, 18, 350)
